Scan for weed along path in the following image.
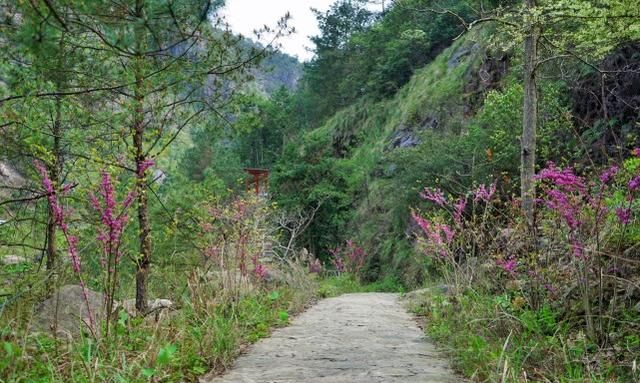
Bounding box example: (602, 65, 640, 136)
(206, 293, 458, 383)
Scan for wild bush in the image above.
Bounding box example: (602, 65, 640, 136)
(410, 148, 640, 379)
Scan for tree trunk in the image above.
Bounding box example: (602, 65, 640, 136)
(46, 33, 66, 272)
(521, 0, 538, 226)
(134, 128, 151, 315)
(46, 100, 61, 271)
(133, 0, 150, 314)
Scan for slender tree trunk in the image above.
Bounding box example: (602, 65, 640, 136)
(133, 89, 151, 315)
(521, 0, 538, 226)
(133, 0, 150, 314)
(46, 33, 66, 272)
(46, 99, 61, 271)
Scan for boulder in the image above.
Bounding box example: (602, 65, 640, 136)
(121, 298, 176, 323)
(1, 255, 27, 265)
(31, 285, 108, 338)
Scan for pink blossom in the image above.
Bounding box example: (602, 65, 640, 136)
(599, 165, 619, 184)
(453, 198, 466, 224)
(440, 224, 455, 243)
(137, 158, 155, 175)
(425, 224, 444, 250)
(545, 189, 581, 229)
(473, 183, 496, 203)
(570, 239, 585, 258)
(233, 199, 248, 221)
(90, 171, 132, 263)
(252, 255, 268, 280)
(67, 235, 82, 273)
(35, 161, 64, 226)
(411, 210, 431, 235)
(615, 207, 632, 225)
(420, 188, 446, 206)
(61, 183, 74, 195)
(34, 160, 95, 332)
(632, 148, 640, 157)
(331, 248, 345, 273)
(536, 162, 585, 192)
(496, 257, 517, 275)
(122, 191, 136, 209)
(200, 222, 214, 233)
(629, 176, 640, 191)
(330, 240, 367, 274)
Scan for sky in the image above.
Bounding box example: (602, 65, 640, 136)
(221, 0, 337, 62)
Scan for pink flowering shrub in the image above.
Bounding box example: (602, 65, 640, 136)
(420, 187, 447, 206)
(88, 171, 135, 335)
(252, 254, 268, 280)
(534, 158, 640, 339)
(35, 161, 97, 335)
(412, 181, 500, 287)
(330, 239, 368, 279)
(196, 195, 272, 299)
(411, 148, 640, 342)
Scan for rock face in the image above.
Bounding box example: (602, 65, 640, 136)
(206, 293, 457, 383)
(0, 161, 25, 189)
(388, 115, 439, 150)
(0, 161, 27, 201)
(31, 285, 107, 338)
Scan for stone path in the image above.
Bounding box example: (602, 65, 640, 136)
(208, 293, 459, 383)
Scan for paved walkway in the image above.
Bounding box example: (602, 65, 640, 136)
(208, 293, 458, 383)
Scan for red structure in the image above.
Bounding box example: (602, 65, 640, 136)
(243, 168, 269, 195)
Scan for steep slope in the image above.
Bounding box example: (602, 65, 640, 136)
(272, 28, 572, 285)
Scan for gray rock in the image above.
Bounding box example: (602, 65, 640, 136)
(1, 255, 27, 265)
(121, 298, 175, 318)
(0, 161, 25, 188)
(31, 285, 108, 338)
(389, 129, 421, 149)
(448, 43, 481, 69)
(388, 116, 438, 150)
(448, 47, 471, 68)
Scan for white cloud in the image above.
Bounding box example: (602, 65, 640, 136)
(220, 0, 337, 61)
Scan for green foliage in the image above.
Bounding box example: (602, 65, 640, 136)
(411, 288, 635, 382)
(271, 124, 354, 256)
(0, 285, 313, 382)
(299, 0, 514, 124)
(317, 274, 404, 298)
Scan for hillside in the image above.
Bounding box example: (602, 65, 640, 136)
(272, 27, 567, 283)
